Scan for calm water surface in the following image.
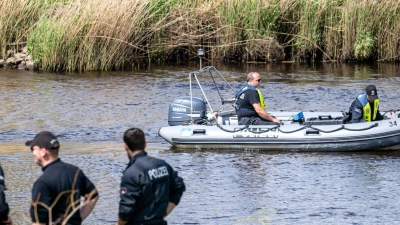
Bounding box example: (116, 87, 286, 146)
(1, 62, 400, 224)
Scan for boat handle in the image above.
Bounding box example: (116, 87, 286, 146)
(305, 129, 320, 135)
(318, 115, 332, 120)
(193, 129, 206, 135)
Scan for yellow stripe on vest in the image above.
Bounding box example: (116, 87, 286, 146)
(256, 88, 266, 110)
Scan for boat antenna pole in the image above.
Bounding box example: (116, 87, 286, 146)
(198, 48, 204, 70)
(190, 48, 205, 122)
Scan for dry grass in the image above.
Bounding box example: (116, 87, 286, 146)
(1, 0, 400, 71)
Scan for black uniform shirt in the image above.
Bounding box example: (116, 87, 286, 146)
(118, 151, 185, 224)
(30, 158, 98, 225)
(0, 165, 9, 222)
(236, 90, 260, 118)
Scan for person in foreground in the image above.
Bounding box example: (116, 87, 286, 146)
(116, 128, 186, 225)
(348, 84, 388, 123)
(26, 131, 99, 225)
(0, 165, 12, 225)
(235, 72, 281, 125)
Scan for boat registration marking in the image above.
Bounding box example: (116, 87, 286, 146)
(233, 128, 278, 138)
(180, 128, 192, 137)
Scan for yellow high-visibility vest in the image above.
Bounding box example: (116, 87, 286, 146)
(357, 94, 380, 122)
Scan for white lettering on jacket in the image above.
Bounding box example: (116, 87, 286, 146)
(148, 166, 169, 180)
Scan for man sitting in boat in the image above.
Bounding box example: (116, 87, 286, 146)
(234, 72, 281, 125)
(348, 84, 385, 123)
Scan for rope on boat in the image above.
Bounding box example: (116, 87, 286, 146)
(216, 122, 379, 134)
(278, 126, 307, 133)
(248, 126, 280, 134)
(279, 123, 379, 133)
(216, 124, 250, 133)
(303, 125, 344, 133)
(342, 123, 378, 131)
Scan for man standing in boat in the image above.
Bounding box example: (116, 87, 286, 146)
(348, 84, 386, 123)
(235, 72, 281, 125)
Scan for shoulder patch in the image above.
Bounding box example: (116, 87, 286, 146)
(120, 187, 127, 195)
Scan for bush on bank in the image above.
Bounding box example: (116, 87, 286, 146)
(1, 0, 400, 72)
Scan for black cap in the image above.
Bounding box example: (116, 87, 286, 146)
(25, 131, 60, 151)
(365, 85, 378, 100)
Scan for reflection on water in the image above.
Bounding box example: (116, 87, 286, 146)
(1, 62, 400, 224)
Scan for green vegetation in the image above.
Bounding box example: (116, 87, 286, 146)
(1, 0, 400, 71)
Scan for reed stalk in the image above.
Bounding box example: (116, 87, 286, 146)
(1, 0, 400, 71)
(0, 0, 52, 58)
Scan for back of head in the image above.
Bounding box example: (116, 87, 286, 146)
(123, 128, 145, 151)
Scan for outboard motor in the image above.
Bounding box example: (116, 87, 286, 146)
(168, 96, 207, 126)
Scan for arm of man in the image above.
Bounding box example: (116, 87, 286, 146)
(116, 217, 128, 225)
(0, 190, 10, 225)
(253, 103, 281, 124)
(165, 169, 185, 218)
(79, 170, 99, 221)
(376, 109, 389, 120)
(0, 189, 11, 225)
(116, 172, 141, 225)
(80, 194, 99, 221)
(165, 202, 176, 217)
(0, 166, 10, 224)
(349, 101, 364, 123)
(2, 217, 12, 225)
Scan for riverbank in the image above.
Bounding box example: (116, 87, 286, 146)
(0, 47, 35, 70)
(1, 0, 400, 72)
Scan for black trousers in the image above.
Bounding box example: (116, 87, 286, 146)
(238, 116, 279, 125)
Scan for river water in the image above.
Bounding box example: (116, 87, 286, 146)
(1, 62, 400, 224)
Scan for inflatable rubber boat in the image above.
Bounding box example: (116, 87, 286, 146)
(159, 108, 400, 151)
(158, 51, 400, 151)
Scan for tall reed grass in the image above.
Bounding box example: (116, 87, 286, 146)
(1, 0, 400, 71)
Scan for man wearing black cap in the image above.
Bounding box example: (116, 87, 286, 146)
(26, 131, 99, 225)
(116, 128, 185, 225)
(348, 85, 386, 123)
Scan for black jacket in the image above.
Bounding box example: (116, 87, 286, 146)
(0, 165, 9, 223)
(118, 151, 185, 224)
(30, 159, 98, 225)
(348, 96, 383, 123)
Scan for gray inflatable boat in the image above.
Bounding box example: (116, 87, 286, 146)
(159, 109, 400, 151)
(158, 54, 400, 151)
